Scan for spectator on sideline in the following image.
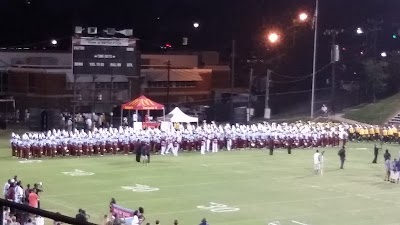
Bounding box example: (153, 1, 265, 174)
(131, 211, 139, 225)
(137, 207, 145, 224)
(24, 218, 34, 225)
(14, 181, 23, 204)
(53, 212, 62, 225)
(3, 180, 11, 198)
(35, 216, 44, 225)
(9, 216, 20, 225)
(24, 185, 31, 204)
(32, 183, 43, 205)
(112, 214, 122, 225)
(6, 183, 15, 201)
(75, 209, 87, 222)
(199, 218, 209, 225)
(3, 207, 10, 225)
(28, 190, 39, 208)
(109, 198, 116, 214)
(102, 215, 109, 225)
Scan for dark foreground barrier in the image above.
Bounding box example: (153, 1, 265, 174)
(0, 198, 98, 225)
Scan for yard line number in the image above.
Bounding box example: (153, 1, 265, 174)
(121, 184, 159, 192)
(268, 222, 281, 225)
(197, 202, 240, 213)
(62, 169, 95, 176)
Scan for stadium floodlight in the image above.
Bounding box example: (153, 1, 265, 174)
(88, 27, 98, 35)
(75, 26, 83, 34)
(105, 28, 116, 36)
(116, 29, 133, 37)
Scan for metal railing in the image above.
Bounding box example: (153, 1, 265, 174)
(0, 198, 97, 225)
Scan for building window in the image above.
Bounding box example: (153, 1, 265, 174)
(141, 59, 151, 66)
(95, 83, 112, 89)
(175, 81, 196, 87)
(114, 82, 128, 89)
(148, 81, 196, 88)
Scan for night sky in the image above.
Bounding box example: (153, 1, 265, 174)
(0, 0, 398, 53)
(0, 0, 399, 83)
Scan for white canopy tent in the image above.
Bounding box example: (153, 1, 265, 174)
(158, 107, 198, 124)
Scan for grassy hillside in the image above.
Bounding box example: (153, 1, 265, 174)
(343, 93, 400, 125)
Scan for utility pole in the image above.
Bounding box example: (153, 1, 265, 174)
(324, 29, 343, 111)
(166, 60, 171, 112)
(230, 40, 236, 122)
(264, 69, 271, 119)
(247, 67, 253, 122)
(72, 73, 77, 130)
(231, 40, 235, 90)
(310, 0, 319, 119)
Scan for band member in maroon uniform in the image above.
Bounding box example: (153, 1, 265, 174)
(82, 142, 88, 156)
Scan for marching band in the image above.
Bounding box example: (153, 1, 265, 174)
(9, 121, 350, 159)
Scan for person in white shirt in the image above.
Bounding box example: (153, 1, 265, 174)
(131, 213, 139, 225)
(3, 180, 10, 198)
(35, 216, 44, 225)
(313, 150, 321, 175)
(14, 181, 24, 203)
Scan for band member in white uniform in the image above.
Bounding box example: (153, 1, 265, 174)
(165, 138, 173, 154)
(172, 139, 179, 156)
(212, 137, 218, 153)
(160, 139, 166, 155)
(226, 134, 232, 151)
(206, 135, 211, 152)
(200, 138, 206, 155)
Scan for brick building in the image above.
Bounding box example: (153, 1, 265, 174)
(0, 50, 231, 113)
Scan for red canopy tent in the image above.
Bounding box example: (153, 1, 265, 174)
(121, 95, 165, 125)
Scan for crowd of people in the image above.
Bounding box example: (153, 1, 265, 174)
(9, 121, 349, 159)
(2, 176, 44, 225)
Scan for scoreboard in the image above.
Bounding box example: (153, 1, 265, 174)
(72, 37, 140, 76)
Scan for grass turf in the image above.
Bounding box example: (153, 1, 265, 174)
(343, 92, 400, 125)
(0, 139, 400, 225)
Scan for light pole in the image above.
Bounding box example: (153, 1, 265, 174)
(310, 0, 319, 118)
(298, 13, 309, 22)
(267, 32, 280, 44)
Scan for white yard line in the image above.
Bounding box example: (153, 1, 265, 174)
(292, 220, 309, 225)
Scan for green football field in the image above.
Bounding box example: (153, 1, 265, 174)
(1, 138, 400, 225)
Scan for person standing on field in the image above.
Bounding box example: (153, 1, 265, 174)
(313, 150, 321, 175)
(338, 147, 346, 169)
(372, 144, 380, 164)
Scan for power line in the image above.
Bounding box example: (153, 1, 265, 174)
(270, 62, 332, 84)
